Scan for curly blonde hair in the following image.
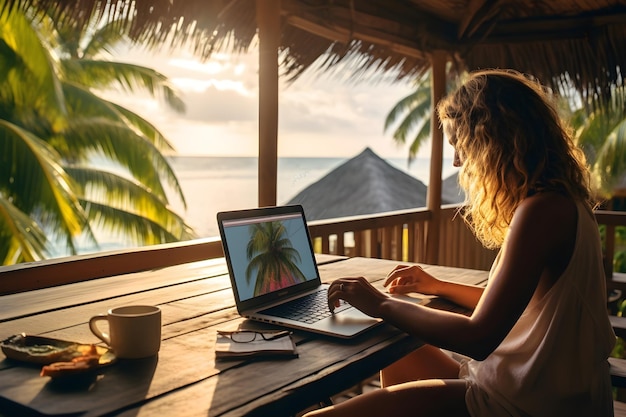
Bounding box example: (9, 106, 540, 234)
(437, 69, 593, 249)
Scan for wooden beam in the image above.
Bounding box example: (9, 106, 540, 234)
(457, 0, 492, 38)
(282, 0, 626, 54)
(285, 15, 427, 60)
(257, 0, 280, 207)
(281, 0, 443, 57)
(425, 50, 447, 265)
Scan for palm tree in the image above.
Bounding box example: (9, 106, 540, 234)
(245, 221, 307, 296)
(384, 71, 432, 166)
(386, 69, 626, 198)
(0, 4, 194, 264)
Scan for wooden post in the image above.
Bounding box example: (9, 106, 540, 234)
(256, 0, 280, 207)
(425, 51, 447, 264)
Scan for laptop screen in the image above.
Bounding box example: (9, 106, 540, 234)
(219, 209, 319, 303)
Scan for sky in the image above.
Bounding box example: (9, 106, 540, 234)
(106, 42, 452, 160)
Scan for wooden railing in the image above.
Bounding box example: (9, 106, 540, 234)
(308, 205, 497, 271)
(1, 206, 625, 295)
(309, 207, 626, 290)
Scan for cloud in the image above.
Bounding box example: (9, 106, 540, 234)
(173, 85, 257, 122)
(106, 42, 451, 158)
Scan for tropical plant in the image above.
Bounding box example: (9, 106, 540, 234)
(245, 221, 306, 296)
(384, 71, 432, 165)
(0, 4, 194, 264)
(387, 69, 626, 198)
(570, 84, 626, 197)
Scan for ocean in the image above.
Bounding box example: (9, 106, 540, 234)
(165, 155, 457, 239)
(72, 154, 457, 255)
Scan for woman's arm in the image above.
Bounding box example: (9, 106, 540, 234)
(329, 193, 577, 360)
(435, 280, 484, 310)
(384, 264, 484, 310)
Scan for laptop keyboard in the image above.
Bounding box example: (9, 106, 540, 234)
(259, 289, 350, 324)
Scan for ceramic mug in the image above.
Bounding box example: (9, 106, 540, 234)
(89, 305, 161, 359)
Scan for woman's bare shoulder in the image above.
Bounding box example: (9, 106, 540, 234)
(515, 192, 577, 225)
(509, 192, 578, 261)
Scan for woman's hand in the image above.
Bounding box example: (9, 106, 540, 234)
(383, 265, 442, 296)
(327, 277, 389, 318)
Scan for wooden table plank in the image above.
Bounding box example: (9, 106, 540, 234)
(0, 274, 234, 340)
(318, 257, 487, 287)
(0, 254, 344, 323)
(0, 259, 229, 322)
(0, 285, 242, 371)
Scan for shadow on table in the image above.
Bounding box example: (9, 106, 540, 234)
(2, 354, 159, 417)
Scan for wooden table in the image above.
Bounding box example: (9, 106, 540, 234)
(0, 256, 488, 417)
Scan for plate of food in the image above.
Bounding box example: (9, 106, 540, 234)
(1, 333, 116, 378)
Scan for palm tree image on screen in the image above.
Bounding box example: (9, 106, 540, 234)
(245, 221, 307, 296)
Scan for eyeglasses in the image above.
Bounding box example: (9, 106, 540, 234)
(217, 330, 292, 343)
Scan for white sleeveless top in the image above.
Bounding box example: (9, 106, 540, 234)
(460, 201, 616, 417)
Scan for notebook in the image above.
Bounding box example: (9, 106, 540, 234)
(217, 205, 382, 338)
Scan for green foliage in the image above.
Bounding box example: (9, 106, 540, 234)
(569, 84, 626, 197)
(616, 250, 626, 273)
(0, 4, 194, 264)
(614, 226, 626, 273)
(384, 71, 432, 166)
(612, 337, 625, 359)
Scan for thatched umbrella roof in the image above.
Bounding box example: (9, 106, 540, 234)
(442, 172, 465, 205)
(287, 147, 439, 220)
(18, 0, 626, 98)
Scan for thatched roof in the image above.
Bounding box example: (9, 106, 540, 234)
(17, 0, 626, 98)
(442, 172, 465, 205)
(287, 147, 441, 220)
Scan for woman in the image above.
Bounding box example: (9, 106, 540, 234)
(304, 69, 616, 416)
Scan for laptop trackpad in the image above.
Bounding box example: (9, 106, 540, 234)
(331, 307, 381, 324)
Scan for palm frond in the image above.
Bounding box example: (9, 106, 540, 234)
(407, 120, 431, 163)
(62, 117, 183, 205)
(384, 92, 422, 132)
(0, 4, 67, 130)
(81, 18, 128, 59)
(111, 102, 176, 153)
(384, 72, 432, 164)
(59, 82, 186, 207)
(594, 119, 626, 194)
(0, 120, 89, 248)
(81, 200, 195, 246)
(0, 195, 48, 263)
(61, 59, 185, 113)
(67, 166, 193, 238)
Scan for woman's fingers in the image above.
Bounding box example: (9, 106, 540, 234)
(327, 280, 343, 312)
(327, 277, 381, 313)
(383, 265, 423, 287)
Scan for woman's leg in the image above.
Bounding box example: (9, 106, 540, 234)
(380, 344, 461, 387)
(302, 379, 470, 417)
(302, 344, 468, 417)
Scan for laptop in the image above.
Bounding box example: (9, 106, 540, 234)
(217, 205, 382, 338)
